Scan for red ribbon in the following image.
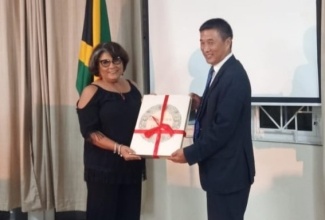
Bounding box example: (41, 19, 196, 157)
(134, 95, 186, 158)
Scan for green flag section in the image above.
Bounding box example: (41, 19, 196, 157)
(76, 0, 111, 95)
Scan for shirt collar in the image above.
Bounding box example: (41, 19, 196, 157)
(212, 52, 233, 74)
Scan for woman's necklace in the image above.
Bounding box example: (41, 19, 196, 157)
(101, 79, 126, 100)
(111, 83, 125, 100)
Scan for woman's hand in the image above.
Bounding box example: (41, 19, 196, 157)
(119, 145, 142, 161)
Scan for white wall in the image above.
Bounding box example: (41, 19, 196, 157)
(140, 140, 325, 220)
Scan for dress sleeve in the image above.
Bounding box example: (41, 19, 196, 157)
(76, 98, 101, 140)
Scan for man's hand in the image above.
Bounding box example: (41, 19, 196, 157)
(189, 93, 201, 111)
(168, 148, 187, 163)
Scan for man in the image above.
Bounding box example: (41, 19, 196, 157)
(169, 18, 255, 220)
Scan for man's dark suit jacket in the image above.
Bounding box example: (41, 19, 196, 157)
(184, 55, 255, 194)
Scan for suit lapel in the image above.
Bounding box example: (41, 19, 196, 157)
(197, 55, 236, 120)
(209, 55, 235, 91)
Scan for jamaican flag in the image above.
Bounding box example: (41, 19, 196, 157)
(76, 0, 111, 95)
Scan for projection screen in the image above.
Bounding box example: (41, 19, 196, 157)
(145, 0, 320, 105)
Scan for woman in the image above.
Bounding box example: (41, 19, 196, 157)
(77, 42, 146, 220)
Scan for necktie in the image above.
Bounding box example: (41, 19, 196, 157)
(193, 67, 214, 142)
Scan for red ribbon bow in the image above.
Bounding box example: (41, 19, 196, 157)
(134, 95, 186, 158)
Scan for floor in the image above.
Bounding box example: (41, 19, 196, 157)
(0, 209, 86, 220)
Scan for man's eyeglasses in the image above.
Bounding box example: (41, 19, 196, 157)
(99, 57, 122, 67)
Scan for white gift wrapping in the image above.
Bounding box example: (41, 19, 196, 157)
(130, 95, 191, 158)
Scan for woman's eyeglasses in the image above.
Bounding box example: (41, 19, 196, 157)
(99, 57, 122, 67)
